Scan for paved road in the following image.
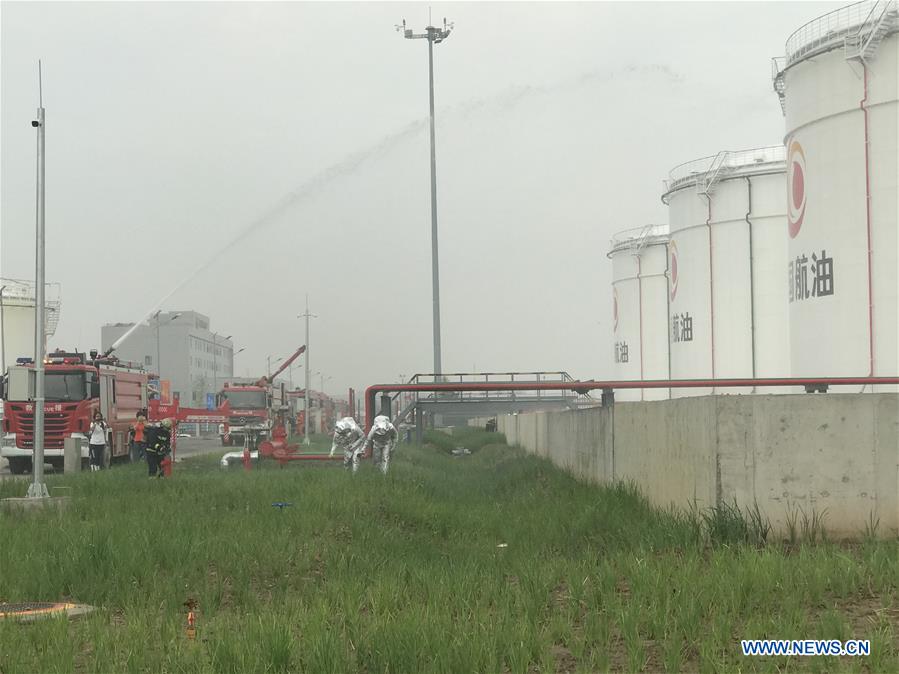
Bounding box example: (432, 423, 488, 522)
(0, 436, 225, 477)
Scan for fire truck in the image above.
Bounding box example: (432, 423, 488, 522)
(218, 345, 305, 448)
(1, 349, 148, 473)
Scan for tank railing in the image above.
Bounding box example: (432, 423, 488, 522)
(609, 225, 669, 254)
(785, 0, 879, 66)
(664, 146, 786, 194)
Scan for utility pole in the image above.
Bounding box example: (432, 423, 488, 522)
(298, 295, 316, 444)
(28, 61, 48, 499)
(398, 15, 452, 376)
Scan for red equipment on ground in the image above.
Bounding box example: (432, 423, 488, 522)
(147, 398, 231, 473)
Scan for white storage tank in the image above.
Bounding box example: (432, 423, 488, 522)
(662, 147, 791, 397)
(773, 0, 898, 390)
(0, 280, 62, 371)
(608, 225, 670, 401)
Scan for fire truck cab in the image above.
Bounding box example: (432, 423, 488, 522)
(1, 350, 148, 474)
(217, 383, 272, 448)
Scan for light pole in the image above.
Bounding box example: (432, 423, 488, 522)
(267, 355, 282, 379)
(0, 285, 7, 376)
(212, 333, 231, 398)
(398, 16, 452, 377)
(28, 62, 48, 499)
(154, 311, 181, 383)
(288, 361, 302, 390)
(232, 346, 245, 378)
(298, 295, 317, 444)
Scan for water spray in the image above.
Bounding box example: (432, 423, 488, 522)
(104, 64, 681, 356)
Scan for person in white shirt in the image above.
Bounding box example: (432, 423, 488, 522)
(88, 411, 108, 471)
(329, 417, 366, 473)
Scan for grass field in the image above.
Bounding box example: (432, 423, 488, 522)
(0, 429, 896, 673)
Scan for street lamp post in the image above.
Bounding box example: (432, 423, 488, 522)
(398, 16, 452, 377)
(212, 333, 231, 400)
(155, 311, 181, 385)
(232, 347, 244, 380)
(267, 355, 282, 379)
(27, 62, 48, 499)
(320, 373, 332, 396)
(298, 295, 317, 444)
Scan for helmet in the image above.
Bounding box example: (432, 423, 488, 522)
(161, 418, 173, 429)
(335, 418, 352, 434)
(373, 416, 391, 434)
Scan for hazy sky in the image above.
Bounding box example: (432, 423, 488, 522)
(1, 1, 840, 396)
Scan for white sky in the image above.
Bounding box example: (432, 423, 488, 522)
(1, 1, 840, 395)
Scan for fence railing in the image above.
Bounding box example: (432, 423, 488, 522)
(664, 146, 786, 194)
(785, 0, 884, 65)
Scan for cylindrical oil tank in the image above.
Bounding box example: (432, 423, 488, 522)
(775, 0, 898, 390)
(0, 280, 61, 370)
(608, 225, 670, 401)
(662, 146, 790, 397)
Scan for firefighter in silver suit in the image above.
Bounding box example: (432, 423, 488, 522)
(330, 416, 366, 473)
(360, 415, 399, 475)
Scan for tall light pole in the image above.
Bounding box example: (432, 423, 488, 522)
(27, 61, 48, 499)
(232, 347, 244, 379)
(298, 295, 316, 444)
(398, 16, 452, 377)
(288, 362, 302, 390)
(267, 355, 282, 379)
(212, 333, 231, 398)
(154, 311, 181, 384)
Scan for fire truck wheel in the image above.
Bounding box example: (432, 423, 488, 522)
(8, 458, 32, 475)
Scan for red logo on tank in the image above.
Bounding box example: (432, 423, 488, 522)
(669, 240, 679, 300)
(612, 287, 619, 333)
(788, 140, 806, 238)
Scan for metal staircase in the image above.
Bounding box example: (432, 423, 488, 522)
(771, 57, 787, 116)
(844, 0, 898, 64)
(0, 279, 61, 338)
(696, 152, 729, 196)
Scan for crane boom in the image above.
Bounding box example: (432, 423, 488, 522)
(270, 345, 306, 381)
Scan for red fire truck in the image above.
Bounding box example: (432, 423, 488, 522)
(218, 381, 271, 448)
(1, 349, 149, 473)
(218, 345, 305, 448)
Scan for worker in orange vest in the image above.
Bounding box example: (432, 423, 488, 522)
(129, 412, 147, 463)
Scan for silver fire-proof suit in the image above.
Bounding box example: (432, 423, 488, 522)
(330, 417, 366, 473)
(362, 415, 398, 475)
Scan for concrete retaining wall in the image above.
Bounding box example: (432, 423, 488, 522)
(497, 394, 899, 538)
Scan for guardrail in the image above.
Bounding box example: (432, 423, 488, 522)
(785, 0, 882, 65)
(664, 146, 786, 194)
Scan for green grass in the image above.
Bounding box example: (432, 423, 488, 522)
(0, 430, 896, 673)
